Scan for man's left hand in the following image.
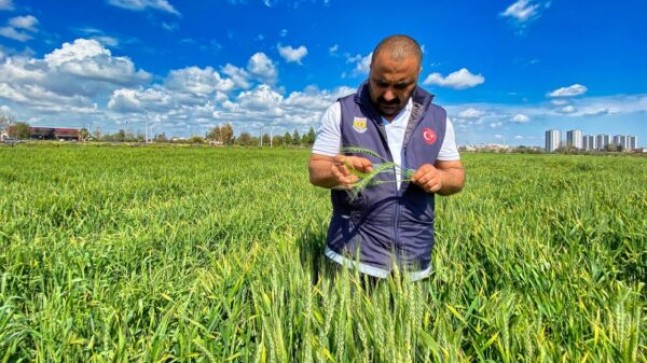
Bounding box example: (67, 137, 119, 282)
(410, 163, 442, 193)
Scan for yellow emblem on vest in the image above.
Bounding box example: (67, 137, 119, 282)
(352, 117, 368, 133)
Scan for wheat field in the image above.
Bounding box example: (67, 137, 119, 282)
(0, 144, 645, 362)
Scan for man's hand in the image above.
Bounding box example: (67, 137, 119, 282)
(410, 163, 443, 193)
(410, 160, 465, 195)
(308, 154, 372, 189)
(331, 155, 373, 189)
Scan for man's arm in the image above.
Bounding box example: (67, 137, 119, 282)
(410, 160, 465, 196)
(308, 153, 373, 189)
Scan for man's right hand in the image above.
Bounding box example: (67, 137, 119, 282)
(308, 154, 373, 189)
(331, 155, 373, 189)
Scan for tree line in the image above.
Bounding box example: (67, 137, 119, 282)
(1, 114, 317, 147)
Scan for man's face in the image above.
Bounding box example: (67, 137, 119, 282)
(368, 52, 420, 121)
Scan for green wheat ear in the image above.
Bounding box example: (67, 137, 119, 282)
(347, 162, 398, 200)
(340, 146, 417, 200)
(341, 146, 391, 164)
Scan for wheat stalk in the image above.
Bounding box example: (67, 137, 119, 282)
(340, 146, 415, 198)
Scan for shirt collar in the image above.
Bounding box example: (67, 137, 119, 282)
(380, 97, 413, 126)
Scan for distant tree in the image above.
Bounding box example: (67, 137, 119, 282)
(124, 130, 136, 142)
(261, 133, 271, 146)
(11, 122, 31, 139)
(116, 129, 126, 142)
(207, 123, 235, 145)
(222, 123, 234, 145)
(79, 127, 90, 141)
(0, 111, 16, 137)
(237, 132, 253, 146)
(207, 125, 223, 143)
(93, 127, 102, 140)
(556, 145, 578, 154)
(292, 129, 301, 146)
(272, 135, 284, 147)
(603, 143, 616, 152)
(283, 131, 292, 146)
(301, 126, 316, 146)
(190, 136, 204, 144)
(153, 132, 168, 143)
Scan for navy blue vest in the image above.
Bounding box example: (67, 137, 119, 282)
(327, 82, 447, 272)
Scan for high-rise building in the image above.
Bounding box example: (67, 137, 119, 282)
(627, 135, 637, 151)
(596, 134, 610, 150)
(613, 135, 627, 149)
(544, 130, 637, 152)
(545, 129, 561, 152)
(566, 129, 583, 149)
(583, 135, 596, 151)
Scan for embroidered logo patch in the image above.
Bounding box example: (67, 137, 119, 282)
(352, 117, 368, 133)
(422, 128, 437, 145)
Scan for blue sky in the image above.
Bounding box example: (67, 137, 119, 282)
(0, 0, 645, 146)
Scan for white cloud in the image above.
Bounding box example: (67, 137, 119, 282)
(76, 27, 122, 48)
(0, 82, 95, 112)
(329, 44, 338, 56)
(162, 22, 178, 32)
(221, 63, 251, 89)
(500, 0, 551, 33)
(547, 83, 588, 98)
(490, 122, 503, 128)
(0, 57, 47, 83)
(165, 66, 235, 95)
(107, 86, 173, 113)
(107, 88, 143, 112)
(236, 84, 283, 112)
(0, 26, 31, 41)
(94, 36, 120, 48)
(0, 38, 150, 114)
(423, 68, 485, 89)
(0, 15, 39, 42)
(557, 105, 576, 114)
(247, 52, 277, 85)
(511, 113, 530, 123)
(0, 0, 13, 11)
(501, 0, 540, 22)
(458, 107, 485, 119)
(107, 0, 180, 16)
(9, 15, 38, 30)
(499, 0, 552, 35)
(348, 53, 371, 76)
(45, 39, 109, 66)
(278, 44, 308, 64)
(44, 39, 150, 85)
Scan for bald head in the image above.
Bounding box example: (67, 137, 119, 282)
(367, 35, 422, 121)
(371, 35, 422, 68)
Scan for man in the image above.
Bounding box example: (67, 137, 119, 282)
(308, 34, 465, 282)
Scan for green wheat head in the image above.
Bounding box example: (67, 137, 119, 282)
(340, 147, 415, 199)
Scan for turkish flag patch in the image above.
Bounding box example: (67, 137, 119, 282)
(422, 128, 437, 145)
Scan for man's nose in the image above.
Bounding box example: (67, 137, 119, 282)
(383, 88, 396, 101)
